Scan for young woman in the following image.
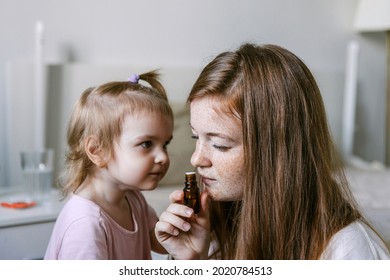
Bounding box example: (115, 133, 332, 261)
(155, 43, 390, 260)
(45, 71, 172, 259)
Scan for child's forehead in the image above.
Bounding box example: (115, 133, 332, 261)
(124, 108, 172, 119)
(119, 111, 173, 138)
(120, 110, 173, 131)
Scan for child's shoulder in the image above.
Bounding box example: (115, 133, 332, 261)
(59, 194, 103, 221)
(50, 194, 108, 240)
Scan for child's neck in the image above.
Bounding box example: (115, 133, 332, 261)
(77, 177, 122, 202)
(76, 176, 134, 231)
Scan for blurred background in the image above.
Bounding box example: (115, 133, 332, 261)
(0, 0, 387, 187)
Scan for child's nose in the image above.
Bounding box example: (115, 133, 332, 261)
(155, 149, 169, 164)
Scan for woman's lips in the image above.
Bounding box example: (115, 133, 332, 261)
(200, 175, 215, 185)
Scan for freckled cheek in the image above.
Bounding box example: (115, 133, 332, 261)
(221, 155, 245, 195)
(230, 168, 245, 195)
(216, 155, 244, 179)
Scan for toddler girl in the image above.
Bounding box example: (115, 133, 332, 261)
(45, 70, 172, 259)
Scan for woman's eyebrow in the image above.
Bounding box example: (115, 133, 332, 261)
(206, 132, 238, 144)
(207, 132, 232, 139)
(190, 125, 238, 143)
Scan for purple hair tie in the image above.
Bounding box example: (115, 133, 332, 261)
(128, 74, 140, 84)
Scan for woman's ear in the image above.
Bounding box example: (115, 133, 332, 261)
(85, 136, 107, 168)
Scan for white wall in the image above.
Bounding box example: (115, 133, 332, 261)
(0, 0, 387, 186)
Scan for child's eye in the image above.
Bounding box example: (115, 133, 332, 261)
(163, 140, 171, 150)
(191, 135, 199, 140)
(141, 141, 153, 148)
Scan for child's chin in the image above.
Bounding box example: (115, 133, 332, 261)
(142, 182, 159, 191)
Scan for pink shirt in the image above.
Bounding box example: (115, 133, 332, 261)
(44, 191, 158, 260)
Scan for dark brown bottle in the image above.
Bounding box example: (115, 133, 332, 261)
(183, 171, 200, 214)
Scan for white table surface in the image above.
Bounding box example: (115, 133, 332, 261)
(0, 187, 66, 228)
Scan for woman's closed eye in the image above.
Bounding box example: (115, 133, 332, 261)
(212, 144, 230, 151)
(191, 134, 230, 151)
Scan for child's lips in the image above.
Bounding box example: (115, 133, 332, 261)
(149, 170, 165, 179)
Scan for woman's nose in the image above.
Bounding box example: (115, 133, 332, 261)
(190, 143, 210, 168)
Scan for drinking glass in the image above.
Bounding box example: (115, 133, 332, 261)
(20, 149, 54, 203)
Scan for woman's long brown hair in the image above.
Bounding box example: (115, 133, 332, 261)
(188, 43, 362, 259)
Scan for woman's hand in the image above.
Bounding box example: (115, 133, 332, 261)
(154, 190, 210, 259)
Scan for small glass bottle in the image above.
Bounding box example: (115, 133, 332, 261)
(183, 171, 200, 214)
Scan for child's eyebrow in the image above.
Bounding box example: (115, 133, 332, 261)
(133, 135, 173, 142)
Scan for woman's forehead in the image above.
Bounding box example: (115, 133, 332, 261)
(190, 98, 242, 135)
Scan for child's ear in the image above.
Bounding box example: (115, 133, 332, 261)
(85, 136, 107, 168)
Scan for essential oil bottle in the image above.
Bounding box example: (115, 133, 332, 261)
(183, 171, 200, 214)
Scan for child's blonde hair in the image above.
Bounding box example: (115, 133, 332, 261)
(61, 70, 173, 197)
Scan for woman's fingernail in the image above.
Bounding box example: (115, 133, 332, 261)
(183, 222, 191, 231)
(185, 209, 193, 217)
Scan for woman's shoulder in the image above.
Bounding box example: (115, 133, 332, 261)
(320, 220, 390, 260)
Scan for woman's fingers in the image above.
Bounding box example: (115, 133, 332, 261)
(159, 205, 193, 232)
(169, 189, 184, 203)
(155, 220, 179, 238)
